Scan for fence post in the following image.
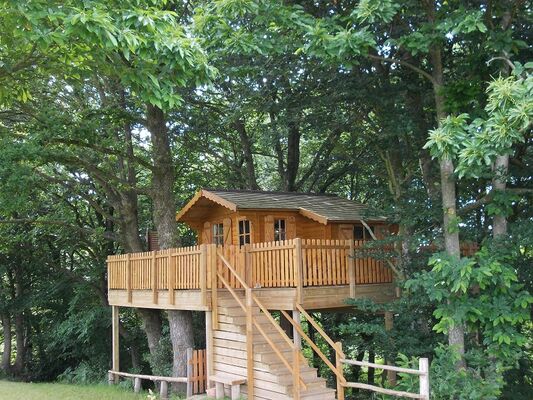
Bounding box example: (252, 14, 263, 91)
(347, 240, 355, 297)
(200, 244, 207, 307)
(160, 380, 168, 400)
(245, 288, 254, 399)
(126, 253, 132, 303)
(133, 377, 141, 393)
(419, 357, 429, 400)
(335, 342, 345, 400)
(152, 251, 158, 304)
(294, 238, 303, 304)
(186, 348, 193, 398)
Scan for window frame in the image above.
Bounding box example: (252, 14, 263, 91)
(274, 218, 286, 241)
(212, 223, 224, 245)
(353, 224, 375, 241)
(238, 219, 251, 246)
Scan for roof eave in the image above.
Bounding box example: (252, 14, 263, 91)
(175, 189, 237, 222)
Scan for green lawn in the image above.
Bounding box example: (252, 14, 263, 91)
(0, 380, 151, 400)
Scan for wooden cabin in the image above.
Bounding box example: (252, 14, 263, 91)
(107, 189, 400, 400)
(177, 189, 393, 246)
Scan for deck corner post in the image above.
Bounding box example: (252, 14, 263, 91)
(348, 240, 355, 298)
(186, 348, 193, 398)
(293, 344, 300, 400)
(126, 253, 132, 303)
(294, 238, 304, 304)
(205, 311, 214, 386)
(111, 305, 120, 384)
(292, 310, 302, 350)
(419, 357, 430, 400)
(245, 288, 254, 399)
(384, 311, 397, 386)
(211, 245, 219, 330)
(200, 244, 208, 306)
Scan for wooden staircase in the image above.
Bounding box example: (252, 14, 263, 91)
(212, 292, 336, 400)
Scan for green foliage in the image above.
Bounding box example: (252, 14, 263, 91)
(392, 345, 504, 400)
(406, 245, 532, 362)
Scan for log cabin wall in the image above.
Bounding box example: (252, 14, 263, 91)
(189, 204, 392, 246)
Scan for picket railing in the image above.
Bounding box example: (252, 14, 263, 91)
(107, 239, 395, 304)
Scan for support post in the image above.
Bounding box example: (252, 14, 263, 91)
(152, 251, 158, 304)
(160, 380, 168, 400)
(126, 253, 132, 303)
(111, 306, 120, 384)
(292, 310, 302, 350)
(205, 311, 214, 387)
(200, 244, 208, 306)
(348, 240, 355, 297)
(245, 288, 254, 399)
(419, 357, 430, 400)
(294, 238, 303, 304)
(384, 311, 397, 386)
(293, 344, 300, 400)
(335, 342, 345, 400)
(186, 348, 193, 398)
(211, 245, 219, 329)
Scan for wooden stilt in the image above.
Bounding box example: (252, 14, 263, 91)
(384, 311, 397, 386)
(205, 310, 214, 387)
(111, 305, 120, 384)
(292, 310, 302, 350)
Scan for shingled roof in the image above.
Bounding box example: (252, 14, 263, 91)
(176, 189, 386, 225)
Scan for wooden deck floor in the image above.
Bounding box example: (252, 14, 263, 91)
(108, 283, 396, 311)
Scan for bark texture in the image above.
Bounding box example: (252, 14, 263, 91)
(146, 104, 193, 392)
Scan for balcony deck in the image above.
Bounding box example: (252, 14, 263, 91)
(107, 239, 397, 311)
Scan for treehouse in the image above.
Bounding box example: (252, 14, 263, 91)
(107, 189, 404, 400)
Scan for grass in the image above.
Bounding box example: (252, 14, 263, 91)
(0, 380, 152, 400)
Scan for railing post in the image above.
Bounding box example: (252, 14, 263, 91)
(293, 344, 300, 400)
(126, 253, 132, 303)
(245, 288, 254, 399)
(335, 341, 345, 400)
(419, 357, 429, 400)
(168, 252, 175, 306)
(152, 251, 158, 304)
(200, 244, 207, 307)
(244, 244, 252, 287)
(186, 348, 193, 398)
(133, 377, 141, 393)
(294, 238, 303, 304)
(348, 240, 355, 297)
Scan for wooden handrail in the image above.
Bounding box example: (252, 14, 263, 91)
(280, 310, 346, 384)
(295, 303, 338, 350)
(340, 359, 423, 375)
(215, 252, 307, 394)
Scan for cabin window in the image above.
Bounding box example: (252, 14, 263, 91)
(354, 225, 374, 241)
(238, 220, 251, 246)
(274, 219, 286, 241)
(213, 223, 224, 245)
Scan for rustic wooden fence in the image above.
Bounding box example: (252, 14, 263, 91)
(108, 347, 207, 399)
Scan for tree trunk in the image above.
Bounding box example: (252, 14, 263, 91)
(234, 119, 259, 190)
(492, 155, 509, 237)
(12, 312, 25, 376)
(1, 314, 11, 373)
(146, 104, 192, 392)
